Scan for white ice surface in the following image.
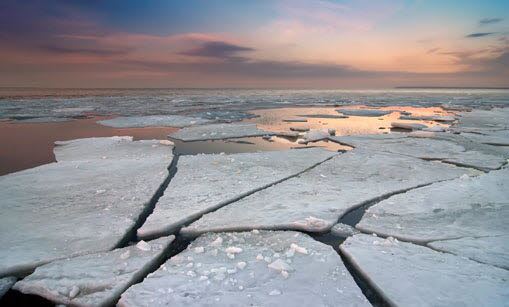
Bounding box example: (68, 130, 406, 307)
(340, 234, 509, 307)
(13, 236, 174, 307)
(97, 115, 212, 128)
(137, 148, 336, 239)
(169, 123, 273, 141)
(330, 134, 506, 171)
(119, 231, 370, 307)
(0, 137, 173, 277)
(181, 149, 473, 236)
(357, 168, 509, 243)
(0, 277, 16, 298)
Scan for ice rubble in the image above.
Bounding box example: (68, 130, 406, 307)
(330, 134, 506, 171)
(97, 115, 212, 128)
(0, 137, 173, 277)
(13, 236, 173, 307)
(336, 109, 391, 117)
(0, 277, 16, 299)
(357, 168, 509, 245)
(428, 235, 509, 269)
(119, 231, 369, 307)
(169, 123, 273, 141)
(180, 149, 473, 237)
(137, 148, 336, 239)
(340, 234, 509, 307)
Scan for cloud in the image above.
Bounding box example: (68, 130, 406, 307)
(479, 18, 503, 25)
(426, 48, 440, 54)
(40, 45, 130, 56)
(179, 41, 254, 60)
(465, 32, 497, 38)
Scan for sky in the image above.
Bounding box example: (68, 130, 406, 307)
(0, 0, 508, 88)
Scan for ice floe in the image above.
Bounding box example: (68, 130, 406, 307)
(97, 115, 212, 128)
(340, 234, 509, 307)
(13, 236, 173, 307)
(119, 231, 369, 307)
(137, 148, 336, 239)
(357, 168, 509, 244)
(181, 149, 473, 236)
(0, 137, 173, 277)
(169, 123, 273, 141)
(330, 134, 506, 171)
(0, 277, 16, 299)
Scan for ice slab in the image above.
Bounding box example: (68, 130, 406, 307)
(455, 108, 509, 131)
(461, 131, 509, 147)
(336, 109, 391, 117)
(357, 168, 509, 243)
(181, 149, 472, 237)
(297, 114, 349, 119)
(340, 234, 509, 307)
(399, 115, 456, 122)
(282, 118, 307, 122)
(137, 148, 336, 239)
(13, 236, 173, 307)
(0, 137, 174, 277)
(428, 235, 509, 269)
(390, 122, 428, 130)
(330, 134, 506, 171)
(119, 231, 369, 307)
(169, 123, 273, 141)
(0, 277, 16, 299)
(97, 115, 212, 128)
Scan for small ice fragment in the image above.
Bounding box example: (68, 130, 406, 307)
(210, 237, 223, 247)
(281, 270, 289, 279)
(290, 243, 308, 254)
(186, 262, 194, 268)
(159, 140, 174, 146)
(194, 246, 205, 254)
(268, 259, 293, 272)
(96, 189, 106, 194)
(269, 289, 282, 296)
(69, 286, 80, 298)
(136, 241, 151, 251)
(198, 276, 208, 281)
(256, 254, 264, 261)
(120, 250, 130, 260)
(236, 261, 247, 270)
(252, 229, 260, 234)
(225, 247, 243, 254)
(167, 288, 174, 293)
(226, 253, 235, 259)
(238, 285, 244, 291)
(186, 271, 196, 277)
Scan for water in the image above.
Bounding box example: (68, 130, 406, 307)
(1, 88, 509, 121)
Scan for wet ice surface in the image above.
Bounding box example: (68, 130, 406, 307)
(119, 231, 370, 307)
(170, 123, 273, 141)
(13, 236, 174, 307)
(180, 149, 473, 237)
(0, 277, 16, 299)
(340, 234, 509, 307)
(0, 137, 173, 277)
(137, 148, 336, 239)
(97, 115, 212, 128)
(357, 168, 509, 245)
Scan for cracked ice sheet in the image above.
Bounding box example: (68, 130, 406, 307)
(137, 148, 336, 239)
(330, 134, 506, 171)
(0, 137, 173, 277)
(0, 277, 16, 299)
(180, 149, 473, 237)
(119, 231, 369, 307)
(13, 236, 173, 307)
(340, 234, 509, 307)
(97, 115, 212, 128)
(357, 168, 509, 246)
(428, 235, 509, 270)
(169, 123, 273, 141)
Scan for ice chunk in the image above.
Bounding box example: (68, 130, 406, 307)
(0, 137, 174, 277)
(97, 115, 211, 128)
(302, 130, 329, 142)
(0, 277, 16, 299)
(180, 149, 473, 236)
(225, 247, 242, 254)
(136, 241, 151, 251)
(357, 168, 509, 244)
(336, 108, 391, 117)
(268, 259, 293, 272)
(169, 123, 273, 141)
(119, 231, 369, 307)
(137, 148, 335, 239)
(13, 236, 173, 307)
(340, 234, 509, 307)
(330, 223, 360, 238)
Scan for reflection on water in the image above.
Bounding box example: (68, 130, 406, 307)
(248, 106, 452, 136)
